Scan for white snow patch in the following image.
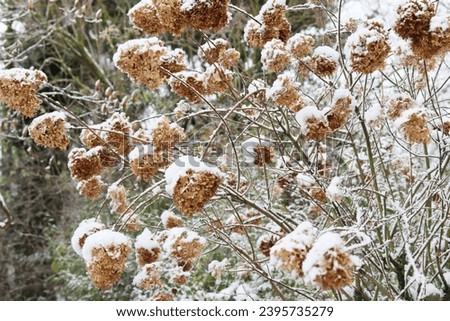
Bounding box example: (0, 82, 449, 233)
(326, 177, 345, 202)
(313, 46, 340, 62)
(135, 228, 160, 253)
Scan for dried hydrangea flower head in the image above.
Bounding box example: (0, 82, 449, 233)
(68, 147, 104, 181)
(0, 68, 47, 117)
(344, 20, 391, 74)
(388, 94, 416, 120)
(269, 222, 316, 277)
(261, 39, 291, 73)
(287, 33, 315, 60)
(135, 228, 161, 267)
(28, 111, 69, 150)
(101, 112, 132, 156)
(129, 145, 166, 182)
(133, 263, 163, 289)
(394, 108, 431, 144)
(198, 38, 228, 65)
(394, 0, 439, 60)
(76, 176, 107, 200)
(162, 227, 206, 268)
(161, 210, 184, 229)
(296, 106, 330, 141)
(128, 0, 165, 35)
(82, 229, 131, 290)
(107, 183, 130, 215)
(241, 136, 274, 166)
(267, 71, 305, 112)
(182, 0, 230, 32)
(257, 234, 281, 257)
(165, 156, 222, 216)
(395, 0, 435, 41)
(150, 116, 185, 153)
(128, 0, 230, 37)
(198, 39, 240, 69)
(71, 218, 105, 257)
(428, 15, 450, 59)
(150, 0, 187, 36)
(303, 232, 357, 291)
(310, 46, 340, 77)
(244, 0, 291, 48)
(80, 124, 104, 149)
(203, 65, 233, 95)
(113, 38, 186, 90)
(168, 70, 207, 103)
(326, 89, 355, 131)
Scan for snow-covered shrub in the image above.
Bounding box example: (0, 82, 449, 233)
(3, 0, 450, 301)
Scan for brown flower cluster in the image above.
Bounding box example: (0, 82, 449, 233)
(103, 112, 133, 156)
(129, 117, 185, 182)
(68, 147, 104, 181)
(82, 230, 131, 290)
(161, 210, 184, 229)
(133, 263, 163, 289)
(267, 71, 305, 112)
(163, 227, 205, 269)
(79, 113, 133, 163)
(130, 150, 162, 182)
(76, 176, 107, 200)
(296, 106, 330, 141)
(169, 60, 234, 103)
(303, 233, 355, 291)
(114, 38, 186, 90)
(80, 126, 104, 149)
(345, 20, 391, 74)
(28, 111, 69, 150)
(198, 39, 240, 68)
(107, 183, 130, 215)
(173, 169, 222, 216)
(151, 116, 185, 152)
(270, 222, 315, 277)
(253, 145, 275, 166)
(388, 94, 416, 120)
(257, 234, 281, 257)
(168, 71, 207, 104)
(287, 34, 315, 60)
(261, 39, 292, 73)
(394, 0, 450, 60)
(310, 46, 340, 77)
(135, 228, 161, 267)
(327, 90, 354, 131)
(396, 110, 431, 144)
(0, 68, 47, 118)
(244, 0, 291, 48)
(128, 0, 230, 36)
